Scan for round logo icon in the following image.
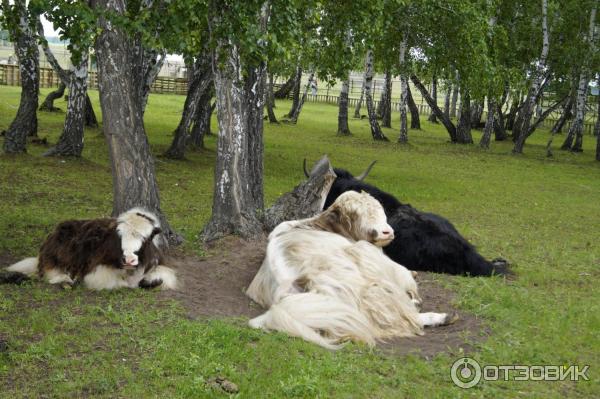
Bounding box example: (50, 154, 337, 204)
(451, 357, 482, 389)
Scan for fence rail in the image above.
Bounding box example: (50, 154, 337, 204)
(0, 64, 189, 95)
(1, 64, 597, 134)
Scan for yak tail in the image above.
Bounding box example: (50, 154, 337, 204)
(248, 293, 377, 350)
(6, 257, 38, 276)
(1, 257, 38, 285)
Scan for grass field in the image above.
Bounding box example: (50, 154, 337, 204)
(1, 85, 599, 398)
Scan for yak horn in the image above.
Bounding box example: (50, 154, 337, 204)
(303, 158, 310, 178)
(356, 160, 377, 181)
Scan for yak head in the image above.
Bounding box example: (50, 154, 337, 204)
(323, 191, 394, 247)
(116, 208, 162, 269)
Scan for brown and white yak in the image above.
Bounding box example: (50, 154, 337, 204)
(3, 208, 177, 290)
(246, 191, 456, 349)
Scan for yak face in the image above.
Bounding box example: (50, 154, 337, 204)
(116, 208, 161, 269)
(328, 191, 394, 247)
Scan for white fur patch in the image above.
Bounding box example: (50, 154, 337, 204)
(83, 265, 129, 290)
(143, 265, 178, 290)
(6, 257, 38, 275)
(418, 312, 448, 327)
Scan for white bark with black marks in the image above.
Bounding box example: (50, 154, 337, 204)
(364, 50, 387, 141)
(566, 6, 596, 153)
(44, 48, 89, 157)
(3, 1, 39, 153)
(398, 35, 408, 142)
(202, 2, 269, 241)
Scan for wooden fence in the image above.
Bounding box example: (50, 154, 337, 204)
(0, 64, 189, 95)
(1, 64, 597, 134)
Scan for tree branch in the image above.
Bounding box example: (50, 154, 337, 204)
(37, 20, 71, 84)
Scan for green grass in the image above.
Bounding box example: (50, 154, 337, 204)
(1, 85, 599, 398)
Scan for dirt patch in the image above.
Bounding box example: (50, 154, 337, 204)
(160, 237, 488, 358)
(377, 273, 488, 358)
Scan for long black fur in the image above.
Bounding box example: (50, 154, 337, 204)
(325, 168, 509, 276)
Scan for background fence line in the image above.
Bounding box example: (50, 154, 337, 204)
(1, 64, 597, 134)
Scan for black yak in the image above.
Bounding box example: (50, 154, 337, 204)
(304, 160, 509, 277)
(3, 208, 177, 290)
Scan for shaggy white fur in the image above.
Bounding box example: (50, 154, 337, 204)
(247, 191, 453, 349)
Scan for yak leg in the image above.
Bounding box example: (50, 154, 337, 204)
(418, 312, 459, 327)
(45, 269, 75, 286)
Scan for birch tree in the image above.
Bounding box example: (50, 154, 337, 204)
(1, 0, 39, 153)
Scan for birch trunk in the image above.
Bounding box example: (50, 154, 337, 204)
(354, 79, 365, 118)
(39, 83, 66, 112)
(398, 35, 408, 142)
(406, 84, 421, 129)
(3, 2, 39, 153)
(189, 88, 213, 150)
(274, 75, 294, 98)
(288, 71, 313, 123)
(398, 75, 408, 143)
(479, 97, 495, 148)
(566, 7, 596, 153)
(450, 72, 459, 118)
(94, 0, 177, 246)
(266, 72, 278, 123)
(201, 2, 269, 241)
(456, 89, 473, 143)
(337, 77, 351, 135)
(164, 48, 212, 159)
(513, 0, 550, 153)
(285, 65, 302, 117)
(596, 83, 600, 160)
(410, 74, 456, 141)
(44, 49, 88, 157)
(364, 50, 387, 141)
(444, 82, 452, 120)
(428, 76, 438, 123)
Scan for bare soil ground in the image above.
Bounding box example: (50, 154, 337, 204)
(161, 237, 488, 358)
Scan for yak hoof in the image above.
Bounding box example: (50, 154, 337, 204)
(442, 312, 459, 326)
(60, 282, 73, 290)
(139, 278, 163, 289)
(491, 257, 509, 267)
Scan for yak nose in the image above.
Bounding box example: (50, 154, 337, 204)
(122, 255, 138, 267)
(381, 229, 394, 240)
